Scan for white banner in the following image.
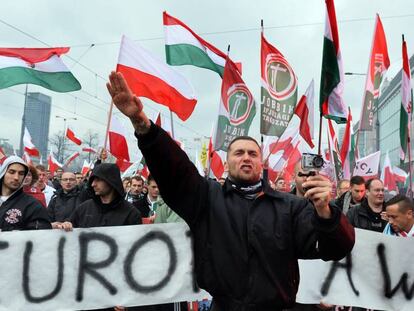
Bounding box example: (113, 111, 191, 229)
(353, 150, 381, 178)
(0, 223, 207, 311)
(297, 229, 414, 311)
(2, 224, 414, 311)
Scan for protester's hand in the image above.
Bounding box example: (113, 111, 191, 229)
(107, 71, 150, 135)
(303, 173, 332, 219)
(381, 211, 388, 222)
(60, 221, 73, 232)
(113, 306, 125, 311)
(51, 222, 62, 229)
(317, 302, 334, 310)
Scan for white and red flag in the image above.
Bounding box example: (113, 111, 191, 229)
(327, 119, 343, 183)
(116, 158, 133, 173)
(393, 166, 408, 183)
(22, 152, 32, 165)
(0, 147, 6, 164)
(294, 79, 315, 148)
(81, 160, 92, 176)
(64, 151, 80, 167)
(82, 147, 97, 153)
(66, 128, 82, 145)
(116, 35, 197, 121)
(353, 151, 381, 180)
(340, 107, 355, 179)
(208, 124, 224, 180)
(108, 115, 130, 162)
(23, 127, 40, 157)
(48, 151, 63, 175)
(358, 14, 390, 131)
(381, 151, 397, 192)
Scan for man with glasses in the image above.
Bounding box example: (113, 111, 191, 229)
(48, 171, 81, 229)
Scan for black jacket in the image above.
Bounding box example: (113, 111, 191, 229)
(70, 163, 141, 228)
(346, 198, 387, 232)
(48, 187, 81, 222)
(0, 187, 51, 230)
(138, 123, 355, 311)
(133, 194, 152, 217)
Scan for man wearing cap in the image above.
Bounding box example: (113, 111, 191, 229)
(0, 156, 51, 230)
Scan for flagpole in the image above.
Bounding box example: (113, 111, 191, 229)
(19, 84, 29, 157)
(317, 113, 323, 156)
(169, 109, 175, 139)
(103, 100, 114, 162)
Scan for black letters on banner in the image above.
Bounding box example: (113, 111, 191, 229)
(76, 232, 118, 302)
(124, 230, 177, 293)
(378, 243, 414, 299)
(321, 254, 359, 297)
(186, 229, 200, 293)
(23, 237, 65, 303)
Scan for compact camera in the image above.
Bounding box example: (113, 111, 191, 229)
(301, 153, 324, 172)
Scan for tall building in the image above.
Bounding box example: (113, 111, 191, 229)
(354, 54, 414, 170)
(19, 92, 52, 160)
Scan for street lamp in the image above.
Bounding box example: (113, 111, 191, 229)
(55, 115, 77, 162)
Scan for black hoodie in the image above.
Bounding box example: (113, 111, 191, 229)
(70, 163, 141, 228)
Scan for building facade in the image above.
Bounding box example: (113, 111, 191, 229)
(19, 92, 52, 160)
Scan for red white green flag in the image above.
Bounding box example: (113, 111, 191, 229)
(0, 47, 81, 92)
(260, 33, 297, 136)
(340, 107, 355, 179)
(400, 37, 412, 161)
(163, 11, 239, 77)
(327, 119, 344, 182)
(319, 0, 347, 124)
(214, 56, 256, 152)
(359, 14, 390, 131)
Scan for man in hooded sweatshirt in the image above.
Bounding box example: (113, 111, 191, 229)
(60, 163, 141, 229)
(0, 156, 51, 230)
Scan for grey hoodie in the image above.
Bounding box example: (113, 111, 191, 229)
(0, 156, 51, 230)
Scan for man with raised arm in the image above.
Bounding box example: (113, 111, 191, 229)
(106, 71, 355, 311)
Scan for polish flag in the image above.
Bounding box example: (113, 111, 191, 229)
(108, 115, 130, 162)
(116, 158, 133, 172)
(23, 127, 40, 157)
(64, 151, 80, 167)
(81, 160, 92, 176)
(393, 166, 408, 183)
(48, 151, 63, 175)
(381, 151, 397, 192)
(82, 147, 97, 153)
(116, 35, 197, 121)
(22, 152, 33, 165)
(66, 127, 82, 145)
(294, 79, 315, 148)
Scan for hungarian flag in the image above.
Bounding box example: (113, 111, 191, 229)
(116, 35, 197, 121)
(327, 119, 344, 182)
(0, 147, 6, 164)
(48, 151, 63, 175)
(163, 11, 239, 77)
(108, 115, 130, 162)
(64, 151, 80, 167)
(400, 36, 412, 161)
(23, 127, 40, 157)
(82, 147, 97, 153)
(260, 33, 297, 137)
(0, 47, 81, 92)
(358, 14, 390, 131)
(214, 56, 256, 152)
(393, 166, 408, 183)
(66, 128, 82, 145)
(381, 151, 397, 192)
(319, 0, 347, 123)
(353, 151, 381, 180)
(340, 107, 355, 179)
(294, 80, 315, 148)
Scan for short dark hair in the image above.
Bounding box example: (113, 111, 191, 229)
(131, 175, 144, 183)
(147, 174, 156, 184)
(350, 176, 365, 186)
(365, 178, 383, 191)
(227, 136, 261, 152)
(35, 165, 46, 172)
(385, 194, 414, 212)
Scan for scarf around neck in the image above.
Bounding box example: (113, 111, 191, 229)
(228, 178, 263, 200)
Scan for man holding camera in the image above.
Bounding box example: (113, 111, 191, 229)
(106, 71, 355, 311)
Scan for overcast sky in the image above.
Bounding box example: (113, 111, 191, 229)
(0, 0, 413, 161)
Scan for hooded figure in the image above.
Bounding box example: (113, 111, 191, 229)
(69, 163, 141, 228)
(0, 156, 51, 230)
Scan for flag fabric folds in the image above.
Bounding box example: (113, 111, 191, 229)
(214, 56, 256, 152)
(48, 151, 63, 175)
(294, 80, 315, 148)
(0, 47, 81, 92)
(358, 14, 390, 131)
(319, 0, 347, 123)
(66, 128, 82, 146)
(116, 35, 197, 121)
(400, 36, 412, 161)
(23, 127, 40, 157)
(353, 151, 381, 180)
(340, 107, 355, 179)
(260, 33, 297, 137)
(108, 115, 130, 162)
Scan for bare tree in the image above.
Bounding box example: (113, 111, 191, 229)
(49, 131, 75, 163)
(82, 129, 101, 162)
